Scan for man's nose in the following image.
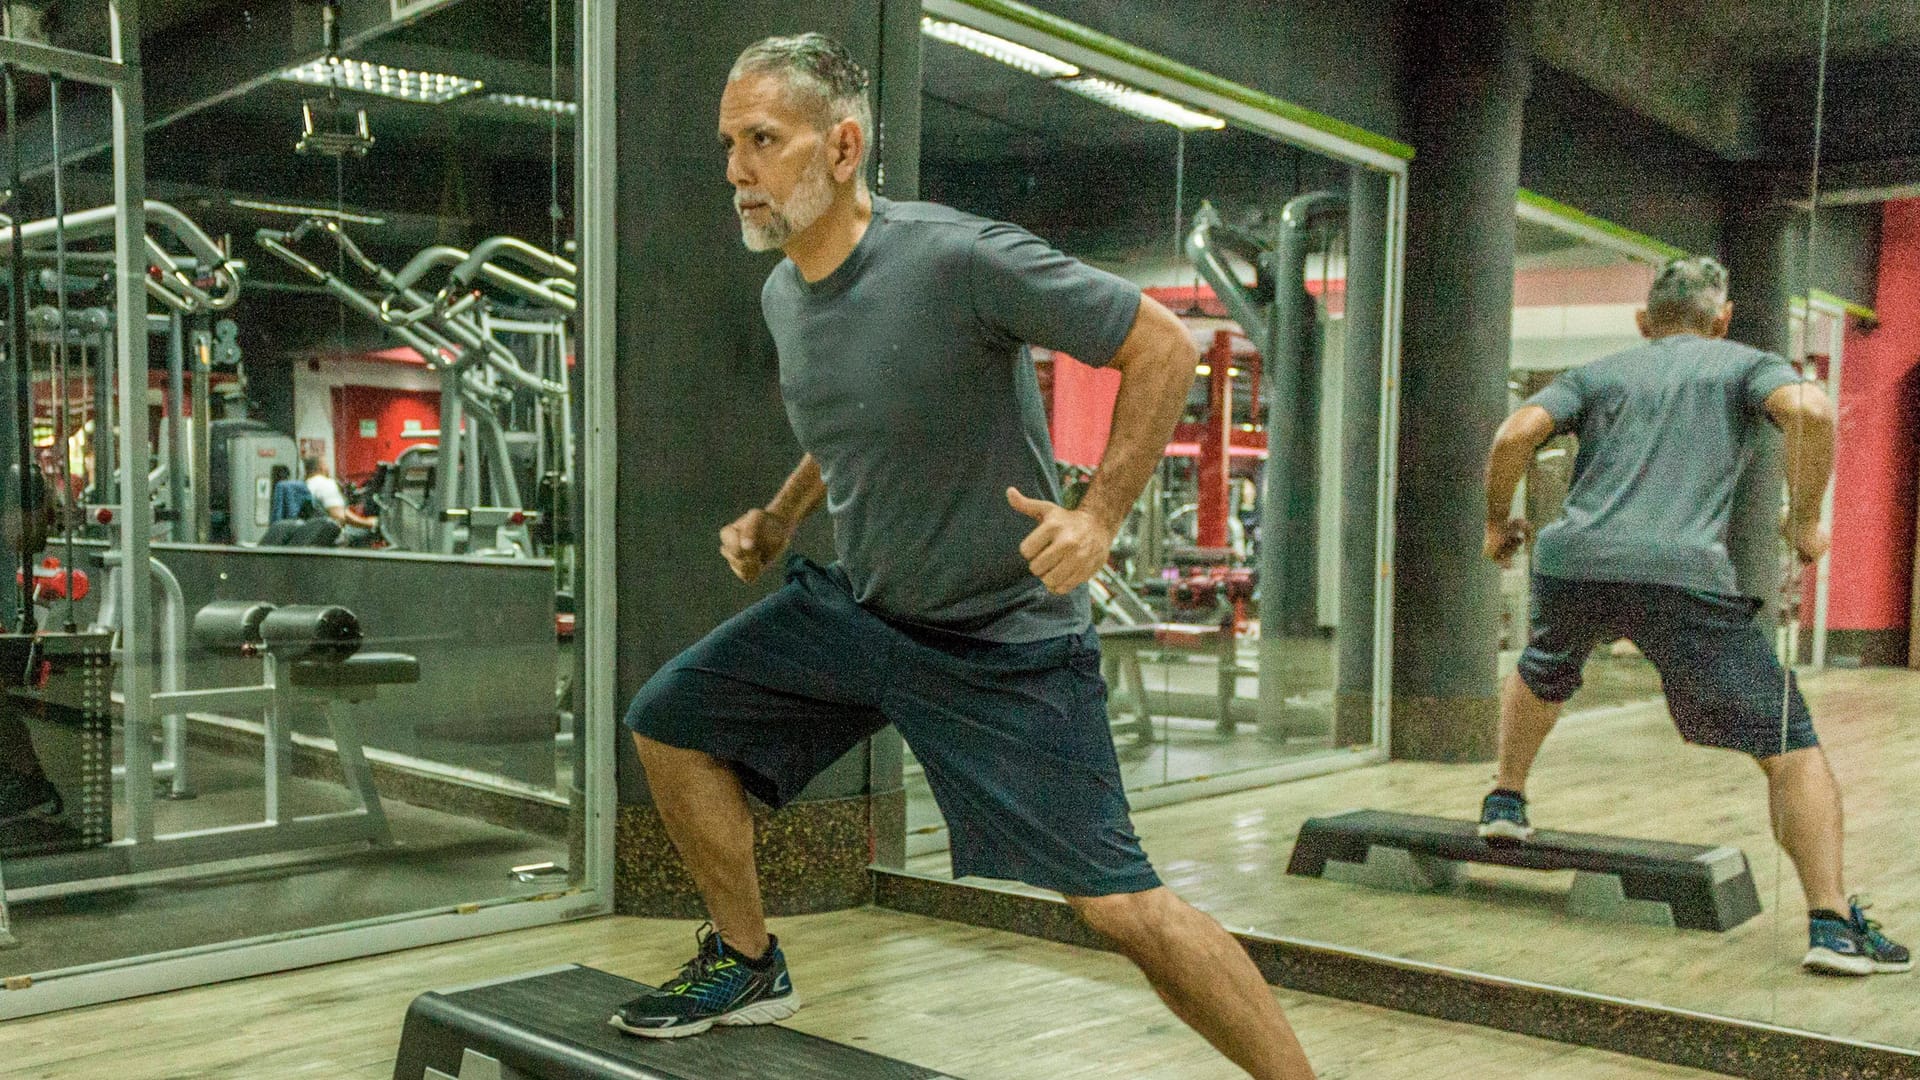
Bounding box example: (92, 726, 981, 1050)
(726, 150, 752, 188)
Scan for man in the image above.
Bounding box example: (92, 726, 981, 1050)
(614, 33, 1317, 1080)
(0, 463, 60, 826)
(1479, 256, 1908, 976)
(303, 455, 377, 532)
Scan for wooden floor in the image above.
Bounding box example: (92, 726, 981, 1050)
(5, 908, 1721, 1080)
(911, 666, 1920, 1050)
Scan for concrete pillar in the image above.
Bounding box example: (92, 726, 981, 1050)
(1721, 205, 1802, 626)
(610, 2, 920, 915)
(1389, 0, 1529, 762)
(1335, 166, 1389, 746)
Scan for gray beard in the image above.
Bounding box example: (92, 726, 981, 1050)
(739, 160, 835, 252)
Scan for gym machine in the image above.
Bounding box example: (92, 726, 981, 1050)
(255, 221, 575, 559)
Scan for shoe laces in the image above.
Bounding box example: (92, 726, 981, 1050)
(667, 922, 729, 992)
(1849, 897, 1893, 941)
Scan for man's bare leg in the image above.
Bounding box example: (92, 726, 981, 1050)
(1757, 746, 1849, 914)
(1494, 673, 1563, 793)
(633, 733, 770, 957)
(1068, 888, 1315, 1080)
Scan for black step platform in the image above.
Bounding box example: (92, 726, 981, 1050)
(1287, 810, 1761, 931)
(392, 964, 959, 1080)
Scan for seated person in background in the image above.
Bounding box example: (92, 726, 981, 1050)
(304, 456, 378, 534)
(1479, 256, 1907, 977)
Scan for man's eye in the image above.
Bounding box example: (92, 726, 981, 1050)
(755, 133, 773, 147)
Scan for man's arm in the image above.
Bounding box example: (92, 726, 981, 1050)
(1008, 296, 1194, 594)
(1764, 382, 1837, 563)
(1483, 405, 1556, 566)
(719, 454, 824, 583)
(765, 453, 826, 524)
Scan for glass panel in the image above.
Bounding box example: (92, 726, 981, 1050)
(905, 13, 1394, 872)
(1, 0, 588, 984)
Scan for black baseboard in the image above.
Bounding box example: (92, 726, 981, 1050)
(1826, 629, 1910, 668)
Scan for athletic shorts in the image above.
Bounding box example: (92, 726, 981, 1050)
(1517, 574, 1816, 758)
(624, 554, 1160, 897)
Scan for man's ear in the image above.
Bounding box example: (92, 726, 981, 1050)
(831, 118, 865, 185)
(1709, 300, 1734, 339)
(1635, 309, 1653, 339)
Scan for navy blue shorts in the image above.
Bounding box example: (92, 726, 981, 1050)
(1517, 574, 1816, 758)
(624, 555, 1160, 897)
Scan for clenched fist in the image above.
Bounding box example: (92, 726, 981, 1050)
(1008, 487, 1115, 595)
(720, 507, 796, 583)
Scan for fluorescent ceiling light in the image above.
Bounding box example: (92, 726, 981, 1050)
(229, 199, 387, 225)
(920, 17, 1079, 78)
(280, 57, 483, 105)
(1058, 77, 1225, 131)
(484, 93, 579, 116)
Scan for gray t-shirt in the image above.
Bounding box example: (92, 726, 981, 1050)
(1528, 333, 1806, 597)
(762, 198, 1142, 642)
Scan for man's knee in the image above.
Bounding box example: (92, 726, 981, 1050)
(1067, 887, 1174, 947)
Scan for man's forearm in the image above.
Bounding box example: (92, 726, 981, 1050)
(1077, 335, 1193, 533)
(766, 454, 826, 523)
(1781, 410, 1835, 525)
(1485, 437, 1532, 524)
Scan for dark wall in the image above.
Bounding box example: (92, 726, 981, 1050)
(1027, 0, 1407, 144)
(1520, 66, 1728, 256)
(611, 1, 922, 805)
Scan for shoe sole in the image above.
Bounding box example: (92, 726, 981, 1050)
(1802, 948, 1912, 976)
(1477, 820, 1533, 843)
(608, 992, 802, 1039)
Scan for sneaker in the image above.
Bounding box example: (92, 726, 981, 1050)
(609, 923, 800, 1038)
(1804, 899, 1912, 976)
(1476, 789, 1533, 843)
(0, 773, 61, 826)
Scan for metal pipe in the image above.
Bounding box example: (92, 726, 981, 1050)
(4, 61, 35, 634)
(165, 312, 185, 542)
(50, 71, 77, 628)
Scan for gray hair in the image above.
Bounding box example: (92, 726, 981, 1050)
(730, 34, 874, 181)
(1646, 256, 1729, 331)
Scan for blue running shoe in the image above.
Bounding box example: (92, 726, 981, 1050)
(1804, 899, 1912, 976)
(1477, 789, 1534, 843)
(610, 923, 800, 1038)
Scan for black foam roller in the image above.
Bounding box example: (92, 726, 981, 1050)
(191, 600, 277, 651)
(258, 604, 362, 661)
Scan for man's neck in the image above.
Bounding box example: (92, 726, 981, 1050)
(785, 188, 874, 283)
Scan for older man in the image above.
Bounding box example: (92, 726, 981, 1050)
(613, 32, 1317, 1080)
(1479, 256, 1907, 976)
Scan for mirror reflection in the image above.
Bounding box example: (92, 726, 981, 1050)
(0, 0, 585, 983)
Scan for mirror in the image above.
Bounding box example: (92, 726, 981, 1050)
(902, 11, 1397, 868)
(893, 0, 1920, 1062)
(0, 0, 588, 983)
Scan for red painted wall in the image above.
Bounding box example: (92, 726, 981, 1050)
(1827, 199, 1920, 633)
(330, 385, 441, 485)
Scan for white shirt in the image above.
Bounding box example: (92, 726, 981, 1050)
(306, 474, 346, 512)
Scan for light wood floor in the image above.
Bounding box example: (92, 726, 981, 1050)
(910, 666, 1920, 1050)
(4, 908, 1719, 1080)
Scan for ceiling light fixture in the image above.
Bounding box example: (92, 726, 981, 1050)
(279, 57, 483, 105)
(920, 17, 1080, 78)
(1058, 77, 1226, 131)
(484, 93, 579, 116)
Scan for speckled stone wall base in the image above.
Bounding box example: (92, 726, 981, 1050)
(1389, 693, 1498, 762)
(873, 870, 1920, 1080)
(614, 793, 883, 918)
(1333, 691, 1374, 748)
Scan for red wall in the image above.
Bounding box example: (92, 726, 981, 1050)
(330, 385, 441, 484)
(1827, 199, 1920, 633)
